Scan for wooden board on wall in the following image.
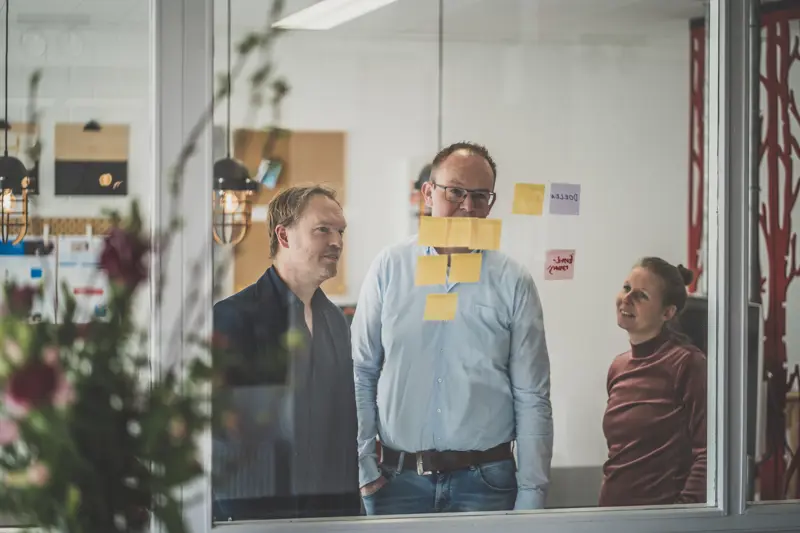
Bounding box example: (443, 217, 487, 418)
(232, 130, 347, 296)
(54, 123, 129, 196)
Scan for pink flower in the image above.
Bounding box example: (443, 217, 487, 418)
(4, 390, 30, 418)
(52, 375, 75, 409)
(7, 361, 58, 412)
(26, 462, 49, 487)
(42, 346, 59, 366)
(99, 227, 150, 290)
(0, 417, 19, 445)
(3, 461, 50, 488)
(3, 340, 24, 365)
(3, 285, 38, 317)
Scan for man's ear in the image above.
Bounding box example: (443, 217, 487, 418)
(275, 225, 290, 250)
(421, 181, 434, 208)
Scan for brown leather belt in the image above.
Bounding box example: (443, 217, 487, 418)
(380, 442, 513, 476)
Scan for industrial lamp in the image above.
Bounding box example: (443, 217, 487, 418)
(212, 157, 258, 246)
(0, 156, 30, 245)
(211, 0, 260, 246)
(0, 0, 30, 245)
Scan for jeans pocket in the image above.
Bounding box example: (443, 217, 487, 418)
(362, 465, 396, 499)
(476, 459, 518, 492)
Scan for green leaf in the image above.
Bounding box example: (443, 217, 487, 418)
(66, 484, 81, 517)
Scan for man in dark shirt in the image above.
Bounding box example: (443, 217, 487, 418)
(212, 185, 360, 521)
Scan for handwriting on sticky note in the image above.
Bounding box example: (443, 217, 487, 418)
(418, 216, 449, 247)
(449, 253, 482, 283)
(446, 218, 474, 248)
(549, 183, 581, 216)
(470, 218, 502, 250)
(512, 183, 545, 215)
(415, 255, 448, 285)
(424, 293, 458, 321)
(544, 249, 576, 280)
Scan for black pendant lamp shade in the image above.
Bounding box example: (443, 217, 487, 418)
(213, 157, 255, 192)
(0, 153, 29, 191)
(0, 0, 31, 245)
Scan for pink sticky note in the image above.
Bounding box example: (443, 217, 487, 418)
(544, 249, 576, 280)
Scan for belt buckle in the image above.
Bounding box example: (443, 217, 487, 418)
(416, 454, 432, 476)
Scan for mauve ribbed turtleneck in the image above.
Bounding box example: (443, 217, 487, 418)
(599, 330, 707, 507)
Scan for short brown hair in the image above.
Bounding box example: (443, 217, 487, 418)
(431, 141, 497, 187)
(267, 185, 339, 258)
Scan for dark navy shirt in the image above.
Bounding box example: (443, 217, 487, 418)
(212, 267, 358, 506)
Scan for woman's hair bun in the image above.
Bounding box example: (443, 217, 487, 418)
(676, 264, 694, 286)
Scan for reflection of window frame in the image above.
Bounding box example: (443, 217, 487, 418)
(150, 1, 800, 533)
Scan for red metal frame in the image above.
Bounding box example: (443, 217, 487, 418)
(690, 0, 800, 500)
(687, 20, 705, 294)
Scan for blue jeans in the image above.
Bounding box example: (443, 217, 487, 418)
(362, 459, 517, 515)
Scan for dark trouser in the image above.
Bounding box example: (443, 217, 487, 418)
(362, 459, 517, 515)
(213, 493, 363, 521)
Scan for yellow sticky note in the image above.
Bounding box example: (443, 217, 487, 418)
(418, 216, 449, 247)
(415, 255, 448, 285)
(512, 183, 545, 215)
(423, 293, 458, 321)
(449, 253, 483, 283)
(446, 217, 474, 248)
(470, 218, 502, 250)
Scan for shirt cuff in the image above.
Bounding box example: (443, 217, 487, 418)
(514, 487, 546, 510)
(358, 455, 382, 489)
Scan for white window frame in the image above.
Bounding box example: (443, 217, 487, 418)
(153, 0, 800, 532)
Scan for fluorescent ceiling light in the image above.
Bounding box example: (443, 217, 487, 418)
(273, 0, 400, 30)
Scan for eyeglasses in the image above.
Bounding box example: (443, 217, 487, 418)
(432, 183, 496, 210)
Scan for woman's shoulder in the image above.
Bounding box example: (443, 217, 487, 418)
(667, 339, 707, 363)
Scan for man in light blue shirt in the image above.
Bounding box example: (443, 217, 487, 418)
(351, 142, 553, 515)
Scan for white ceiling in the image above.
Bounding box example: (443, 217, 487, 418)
(251, 0, 708, 43)
(9, 0, 708, 42)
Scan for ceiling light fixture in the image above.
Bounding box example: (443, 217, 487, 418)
(272, 0, 400, 30)
(0, 0, 31, 245)
(212, 0, 257, 246)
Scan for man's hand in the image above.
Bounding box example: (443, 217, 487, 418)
(360, 476, 388, 497)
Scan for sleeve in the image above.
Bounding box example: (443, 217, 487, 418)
(212, 300, 252, 386)
(508, 272, 554, 510)
(351, 251, 388, 488)
(607, 359, 617, 396)
(676, 350, 708, 504)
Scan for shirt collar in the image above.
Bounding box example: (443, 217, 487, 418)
(422, 246, 482, 256)
(631, 328, 670, 358)
(267, 266, 322, 309)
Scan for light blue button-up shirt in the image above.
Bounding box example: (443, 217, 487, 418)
(351, 235, 553, 510)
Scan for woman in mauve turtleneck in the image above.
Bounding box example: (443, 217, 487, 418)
(599, 257, 707, 507)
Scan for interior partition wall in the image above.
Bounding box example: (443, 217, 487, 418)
(149, 1, 800, 533)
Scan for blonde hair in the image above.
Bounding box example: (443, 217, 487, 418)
(267, 185, 339, 258)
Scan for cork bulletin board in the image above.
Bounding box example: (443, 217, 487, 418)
(231, 129, 347, 296)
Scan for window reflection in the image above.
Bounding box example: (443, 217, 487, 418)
(211, 0, 716, 522)
(748, 0, 800, 504)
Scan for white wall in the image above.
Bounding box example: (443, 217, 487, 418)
(216, 29, 691, 468)
(6, 21, 154, 332)
(7, 26, 151, 218)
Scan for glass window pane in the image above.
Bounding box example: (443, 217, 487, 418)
(210, 0, 718, 524)
(748, 0, 800, 505)
(438, 0, 714, 512)
(210, 0, 439, 522)
(0, 0, 154, 528)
